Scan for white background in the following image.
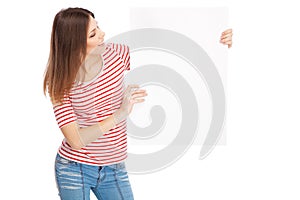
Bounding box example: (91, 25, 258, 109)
(0, 0, 299, 199)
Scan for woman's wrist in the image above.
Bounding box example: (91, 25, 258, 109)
(112, 108, 127, 125)
(97, 114, 117, 133)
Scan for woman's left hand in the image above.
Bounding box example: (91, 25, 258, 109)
(220, 29, 233, 48)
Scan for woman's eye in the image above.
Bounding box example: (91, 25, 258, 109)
(89, 34, 95, 38)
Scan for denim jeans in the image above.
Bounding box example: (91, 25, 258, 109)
(55, 154, 134, 200)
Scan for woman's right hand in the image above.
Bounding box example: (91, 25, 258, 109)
(220, 29, 233, 48)
(113, 84, 147, 124)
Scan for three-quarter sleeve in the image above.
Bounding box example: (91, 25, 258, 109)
(52, 95, 77, 128)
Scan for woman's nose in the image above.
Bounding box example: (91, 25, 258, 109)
(100, 31, 105, 38)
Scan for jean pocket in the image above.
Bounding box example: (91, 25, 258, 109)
(55, 154, 77, 166)
(106, 162, 126, 170)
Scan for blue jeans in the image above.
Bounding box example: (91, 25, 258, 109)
(55, 154, 134, 200)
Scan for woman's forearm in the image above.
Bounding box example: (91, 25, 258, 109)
(61, 114, 117, 150)
(77, 115, 117, 148)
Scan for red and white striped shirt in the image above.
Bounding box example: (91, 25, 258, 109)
(53, 43, 130, 166)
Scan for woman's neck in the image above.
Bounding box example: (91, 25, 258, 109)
(76, 55, 103, 83)
(76, 45, 106, 83)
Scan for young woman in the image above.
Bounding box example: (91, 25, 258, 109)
(43, 7, 232, 200)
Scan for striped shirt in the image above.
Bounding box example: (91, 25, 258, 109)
(53, 43, 130, 166)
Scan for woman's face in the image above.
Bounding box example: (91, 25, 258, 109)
(86, 16, 105, 54)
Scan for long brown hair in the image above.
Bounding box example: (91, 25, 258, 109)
(43, 7, 94, 104)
